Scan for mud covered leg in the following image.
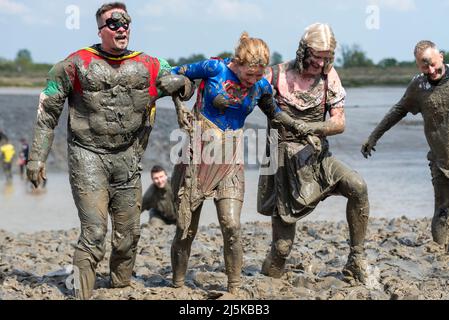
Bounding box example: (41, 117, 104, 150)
(261, 215, 296, 278)
(337, 171, 370, 284)
(216, 199, 243, 293)
(171, 203, 203, 288)
(109, 175, 142, 288)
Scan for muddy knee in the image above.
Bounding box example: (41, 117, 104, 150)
(341, 172, 368, 200)
(78, 224, 107, 261)
(112, 229, 140, 257)
(222, 222, 241, 246)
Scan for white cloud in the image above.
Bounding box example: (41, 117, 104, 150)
(369, 0, 417, 12)
(139, 0, 263, 21)
(0, 0, 28, 15)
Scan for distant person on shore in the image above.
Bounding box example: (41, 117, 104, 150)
(258, 23, 370, 284)
(26, 2, 194, 299)
(18, 138, 29, 179)
(141, 165, 176, 226)
(0, 130, 7, 145)
(1, 137, 15, 182)
(362, 40, 449, 251)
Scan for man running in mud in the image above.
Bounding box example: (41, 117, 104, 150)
(259, 23, 370, 283)
(362, 40, 449, 251)
(27, 2, 193, 299)
(141, 165, 176, 226)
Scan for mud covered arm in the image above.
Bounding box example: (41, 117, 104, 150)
(308, 107, 345, 137)
(157, 74, 195, 101)
(361, 104, 408, 158)
(367, 104, 408, 142)
(172, 59, 223, 80)
(257, 92, 313, 137)
(271, 112, 313, 137)
(27, 61, 72, 187)
(29, 62, 72, 163)
(258, 93, 282, 120)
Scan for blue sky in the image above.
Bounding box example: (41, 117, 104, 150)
(3, 0, 449, 64)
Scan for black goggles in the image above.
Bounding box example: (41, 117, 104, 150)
(99, 18, 129, 31)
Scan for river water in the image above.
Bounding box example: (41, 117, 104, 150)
(0, 86, 433, 233)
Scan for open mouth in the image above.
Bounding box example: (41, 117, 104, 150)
(429, 72, 440, 79)
(115, 35, 127, 41)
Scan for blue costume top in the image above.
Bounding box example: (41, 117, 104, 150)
(172, 58, 281, 131)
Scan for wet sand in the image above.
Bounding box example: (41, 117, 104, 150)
(1, 217, 448, 300)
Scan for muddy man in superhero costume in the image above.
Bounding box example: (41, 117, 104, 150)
(26, 2, 193, 299)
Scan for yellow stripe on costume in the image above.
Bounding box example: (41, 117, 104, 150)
(147, 103, 156, 126)
(84, 47, 142, 61)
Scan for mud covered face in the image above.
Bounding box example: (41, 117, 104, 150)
(416, 48, 445, 82)
(98, 10, 131, 54)
(303, 48, 332, 76)
(152, 170, 168, 189)
(100, 11, 131, 31)
(234, 64, 265, 88)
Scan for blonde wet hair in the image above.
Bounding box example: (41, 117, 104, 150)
(295, 23, 337, 74)
(233, 32, 270, 68)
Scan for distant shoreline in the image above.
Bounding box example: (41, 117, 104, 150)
(0, 66, 417, 89)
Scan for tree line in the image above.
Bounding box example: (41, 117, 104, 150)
(166, 51, 284, 67)
(339, 44, 449, 68)
(2, 45, 449, 75)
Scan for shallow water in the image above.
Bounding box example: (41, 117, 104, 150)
(0, 86, 434, 233)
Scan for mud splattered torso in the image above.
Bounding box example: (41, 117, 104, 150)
(39, 46, 170, 153)
(266, 61, 345, 141)
(172, 58, 277, 131)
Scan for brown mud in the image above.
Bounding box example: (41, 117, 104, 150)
(1, 217, 448, 300)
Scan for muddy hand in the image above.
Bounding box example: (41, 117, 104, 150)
(27, 160, 47, 188)
(306, 135, 322, 153)
(172, 95, 193, 132)
(158, 74, 188, 95)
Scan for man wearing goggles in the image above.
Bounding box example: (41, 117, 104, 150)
(27, 2, 193, 299)
(99, 11, 130, 31)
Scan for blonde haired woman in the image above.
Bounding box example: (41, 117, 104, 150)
(259, 23, 370, 284)
(164, 32, 310, 294)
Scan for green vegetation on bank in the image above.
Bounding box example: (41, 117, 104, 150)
(2, 45, 449, 88)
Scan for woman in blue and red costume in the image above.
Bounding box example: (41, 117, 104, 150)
(164, 32, 312, 294)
